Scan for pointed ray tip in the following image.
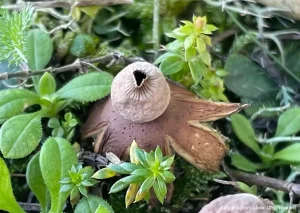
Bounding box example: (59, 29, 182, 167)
(239, 103, 251, 109)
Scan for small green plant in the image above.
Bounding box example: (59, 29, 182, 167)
(0, 71, 113, 159)
(230, 111, 300, 172)
(60, 164, 99, 206)
(0, 4, 33, 65)
(48, 112, 78, 140)
(155, 15, 228, 101)
(92, 141, 176, 207)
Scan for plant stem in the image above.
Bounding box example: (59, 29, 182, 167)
(223, 163, 300, 196)
(257, 136, 300, 144)
(250, 103, 291, 121)
(153, 0, 160, 56)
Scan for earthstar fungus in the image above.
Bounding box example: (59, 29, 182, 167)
(111, 62, 170, 123)
(81, 62, 248, 172)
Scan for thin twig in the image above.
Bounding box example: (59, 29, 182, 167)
(0, 53, 144, 82)
(223, 164, 300, 196)
(2, 0, 133, 10)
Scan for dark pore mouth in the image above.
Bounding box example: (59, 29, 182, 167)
(133, 70, 147, 86)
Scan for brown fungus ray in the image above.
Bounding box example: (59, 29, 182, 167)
(81, 62, 248, 172)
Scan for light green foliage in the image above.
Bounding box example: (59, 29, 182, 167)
(40, 137, 77, 213)
(0, 113, 42, 158)
(0, 5, 33, 65)
(230, 113, 300, 172)
(26, 29, 53, 70)
(155, 15, 227, 101)
(48, 112, 78, 141)
(0, 71, 113, 158)
(93, 142, 175, 207)
(74, 196, 114, 213)
(231, 114, 260, 155)
(26, 29, 53, 91)
(0, 89, 40, 124)
(60, 164, 98, 207)
(0, 157, 25, 213)
(275, 108, 300, 137)
(224, 54, 278, 100)
(273, 144, 300, 162)
(26, 152, 50, 213)
(56, 72, 113, 102)
(38, 72, 56, 96)
(70, 34, 99, 57)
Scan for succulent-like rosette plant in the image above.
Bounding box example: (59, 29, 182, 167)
(92, 141, 175, 207)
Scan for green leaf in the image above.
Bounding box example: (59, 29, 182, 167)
(60, 183, 74, 193)
(109, 175, 143, 193)
(38, 72, 56, 96)
(0, 113, 42, 158)
(184, 35, 196, 50)
(231, 114, 260, 156)
(40, 137, 77, 213)
(48, 118, 60, 128)
(199, 51, 211, 66)
(26, 152, 50, 213)
(153, 176, 167, 204)
(0, 157, 25, 213)
(95, 205, 110, 213)
(188, 58, 205, 84)
(275, 108, 300, 137)
(144, 152, 155, 167)
(135, 148, 149, 168)
(203, 24, 218, 32)
(236, 182, 257, 195)
(70, 34, 96, 57)
(75, 196, 114, 213)
(56, 72, 113, 102)
(165, 40, 184, 51)
(224, 54, 278, 100)
(92, 168, 117, 179)
(131, 169, 152, 177)
(196, 37, 206, 53)
(78, 6, 101, 19)
(154, 52, 182, 65)
(160, 171, 176, 183)
(79, 185, 88, 197)
(230, 153, 263, 173)
(0, 89, 39, 123)
(154, 146, 163, 163)
(125, 183, 138, 208)
(26, 29, 53, 90)
(26, 29, 53, 70)
(160, 156, 175, 168)
(184, 46, 197, 61)
(108, 163, 140, 174)
(273, 144, 300, 162)
(160, 56, 185, 75)
(139, 176, 154, 193)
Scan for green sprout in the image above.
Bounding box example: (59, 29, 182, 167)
(155, 15, 228, 101)
(60, 164, 98, 207)
(48, 112, 78, 141)
(92, 141, 175, 207)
